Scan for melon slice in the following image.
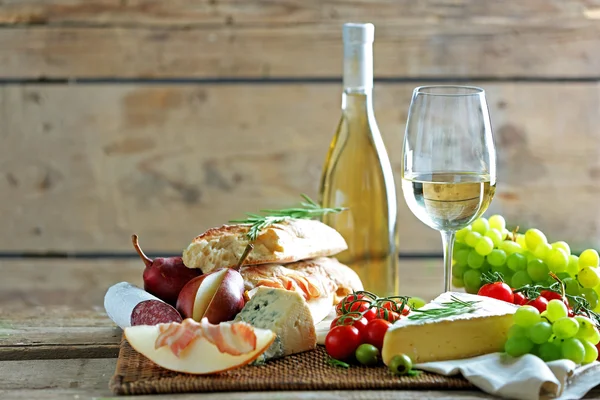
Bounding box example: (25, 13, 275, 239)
(124, 321, 276, 374)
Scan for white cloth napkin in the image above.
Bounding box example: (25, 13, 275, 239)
(315, 309, 600, 399)
(417, 353, 600, 400)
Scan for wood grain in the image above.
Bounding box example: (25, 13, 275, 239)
(1, 83, 599, 253)
(0, 307, 121, 360)
(0, 257, 442, 312)
(1, 358, 599, 399)
(0, 1, 598, 78)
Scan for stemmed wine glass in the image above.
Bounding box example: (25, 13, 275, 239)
(401, 86, 496, 292)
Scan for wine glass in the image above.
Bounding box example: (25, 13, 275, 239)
(401, 86, 496, 292)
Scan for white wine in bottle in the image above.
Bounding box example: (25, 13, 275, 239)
(318, 23, 399, 297)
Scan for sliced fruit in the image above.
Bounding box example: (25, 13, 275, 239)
(124, 318, 275, 374)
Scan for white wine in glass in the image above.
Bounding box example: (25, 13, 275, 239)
(401, 86, 496, 292)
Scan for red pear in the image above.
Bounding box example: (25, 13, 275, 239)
(133, 234, 201, 306)
(176, 244, 254, 324)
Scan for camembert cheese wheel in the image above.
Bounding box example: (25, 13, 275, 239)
(382, 292, 517, 365)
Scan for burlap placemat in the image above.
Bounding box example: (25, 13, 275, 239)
(109, 337, 475, 395)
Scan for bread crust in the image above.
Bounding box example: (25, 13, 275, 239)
(182, 219, 348, 273)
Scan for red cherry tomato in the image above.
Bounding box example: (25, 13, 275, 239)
(374, 308, 401, 323)
(596, 342, 600, 361)
(540, 290, 563, 302)
(335, 293, 372, 315)
(325, 325, 361, 360)
(380, 300, 411, 316)
(527, 296, 549, 313)
(363, 319, 392, 350)
(477, 282, 514, 304)
(512, 291, 527, 305)
(330, 315, 369, 336)
(568, 307, 575, 317)
(362, 307, 377, 321)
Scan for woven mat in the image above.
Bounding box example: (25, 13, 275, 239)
(109, 337, 475, 395)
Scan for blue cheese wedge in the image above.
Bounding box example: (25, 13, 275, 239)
(234, 287, 317, 363)
(382, 291, 517, 365)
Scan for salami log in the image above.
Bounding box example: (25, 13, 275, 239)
(104, 282, 182, 329)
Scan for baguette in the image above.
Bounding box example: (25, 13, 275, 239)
(182, 219, 347, 273)
(240, 257, 363, 306)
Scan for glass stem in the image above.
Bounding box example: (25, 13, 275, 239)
(441, 230, 456, 292)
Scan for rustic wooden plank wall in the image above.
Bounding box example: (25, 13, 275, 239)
(1, 0, 600, 303)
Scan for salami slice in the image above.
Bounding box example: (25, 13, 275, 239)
(131, 300, 183, 326)
(104, 282, 182, 329)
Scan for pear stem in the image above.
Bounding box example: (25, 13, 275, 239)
(131, 234, 153, 268)
(234, 243, 254, 271)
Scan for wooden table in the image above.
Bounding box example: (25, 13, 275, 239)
(1, 307, 600, 399)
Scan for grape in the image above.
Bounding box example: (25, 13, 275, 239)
(553, 317, 580, 339)
(578, 267, 600, 288)
(561, 338, 586, 364)
(511, 270, 533, 289)
(463, 269, 482, 294)
(454, 249, 470, 267)
(488, 215, 506, 231)
(491, 263, 511, 278)
(487, 249, 507, 267)
(501, 229, 510, 240)
(452, 276, 465, 288)
(471, 218, 489, 235)
(574, 316, 598, 342)
(556, 272, 571, 281)
(516, 234, 527, 250)
(588, 328, 600, 345)
(546, 248, 569, 273)
(508, 324, 528, 339)
(527, 321, 553, 344)
(480, 261, 492, 273)
(465, 231, 483, 248)
(527, 259, 549, 282)
(581, 288, 599, 309)
(534, 243, 552, 261)
(546, 299, 568, 322)
(567, 255, 580, 277)
(579, 249, 600, 269)
(507, 253, 527, 272)
(525, 229, 548, 251)
(564, 278, 581, 297)
(505, 336, 534, 357)
(452, 262, 468, 279)
(467, 250, 486, 269)
(500, 240, 524, 256)
(484, 229, 503, 247)
(454, 242, 468, 252)
(514, 306, 541, 327)
(455, 225, 472, 243)
(551, 241, 571, 256)
(475, 237, 494, 256)
(582, 339, 599, 364)
(538, 342, 562, 362)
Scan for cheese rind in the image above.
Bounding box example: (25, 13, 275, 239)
(234, 287, 316, 363)
(382, 292, 517, 365)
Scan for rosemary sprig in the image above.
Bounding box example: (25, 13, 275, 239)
(407, 295, 480, 321)
(229, 194, 347, 241)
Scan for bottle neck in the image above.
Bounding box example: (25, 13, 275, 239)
(343, 41, 373, 92)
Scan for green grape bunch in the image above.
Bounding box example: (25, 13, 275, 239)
(452, 214, 600, 315)
(504, 302, 600, 364)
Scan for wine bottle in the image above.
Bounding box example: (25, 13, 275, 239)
(318, 23, 399, 297)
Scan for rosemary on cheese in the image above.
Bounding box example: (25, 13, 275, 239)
(230, 194, 346, 241)
(407, 296, 480, 321)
